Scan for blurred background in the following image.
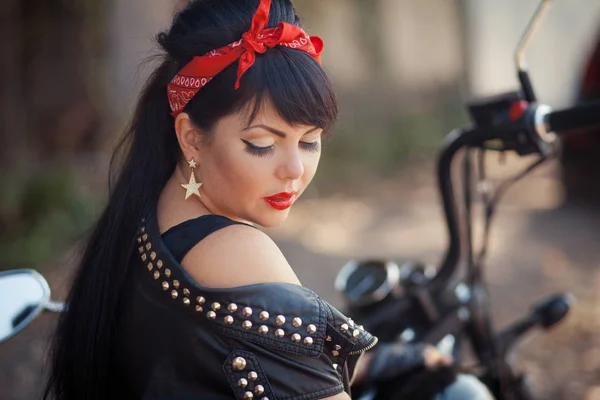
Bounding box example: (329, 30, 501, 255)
(1, 0, 600, 398)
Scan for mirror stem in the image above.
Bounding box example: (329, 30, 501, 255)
(514, 0, 553, 102)
(44, 300, 66, 313)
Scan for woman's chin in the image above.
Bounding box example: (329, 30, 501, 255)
(256, 209, 291, 228)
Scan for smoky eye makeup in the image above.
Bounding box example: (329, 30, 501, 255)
(241, 139, 275, 157)
(299, 141, 320, 153)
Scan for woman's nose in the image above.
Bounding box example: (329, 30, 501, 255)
(277, 149, 304, 180)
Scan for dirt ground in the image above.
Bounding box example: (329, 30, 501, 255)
(1, 155, 600, 399)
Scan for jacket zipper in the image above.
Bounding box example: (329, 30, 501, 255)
(349, 336, 379, 355)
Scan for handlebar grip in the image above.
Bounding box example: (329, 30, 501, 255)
(546, 100, 600, 133)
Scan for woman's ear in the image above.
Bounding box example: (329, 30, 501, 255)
(174, 113, 203, 160)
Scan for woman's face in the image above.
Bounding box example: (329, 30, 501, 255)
(194, 101, 323, 227)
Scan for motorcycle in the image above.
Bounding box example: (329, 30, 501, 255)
(2, 1, 600, 399)
(335, 1, 600, 399)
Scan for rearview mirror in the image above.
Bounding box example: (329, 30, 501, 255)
(0, 269, 51, 344)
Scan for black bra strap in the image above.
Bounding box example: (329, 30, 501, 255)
(161, 215, 250, 263)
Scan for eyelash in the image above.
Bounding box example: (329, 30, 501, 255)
(241, 140, 320, 157)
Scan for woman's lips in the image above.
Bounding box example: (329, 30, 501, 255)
(264, 192, 296, 210)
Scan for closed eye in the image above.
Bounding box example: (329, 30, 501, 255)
(300, 141, 320, 153)
(241, 139, 274, 158)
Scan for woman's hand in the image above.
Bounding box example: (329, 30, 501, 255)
(421, 344, 453, 370)
(353, 341, 454, 386)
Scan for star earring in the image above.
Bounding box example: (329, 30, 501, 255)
(181, 158, 202, 200)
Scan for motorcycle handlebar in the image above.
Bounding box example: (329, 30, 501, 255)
(546, 100, 600, 134)
(417, 99, 600, 298)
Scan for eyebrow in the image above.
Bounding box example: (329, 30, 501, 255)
(243, 124, 320, 138)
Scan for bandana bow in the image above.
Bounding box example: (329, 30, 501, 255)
(167, 0, 324, 117)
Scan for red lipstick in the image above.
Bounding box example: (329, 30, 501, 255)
(264, 192, 296, 210)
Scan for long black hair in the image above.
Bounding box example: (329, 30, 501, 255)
(43, 1, 338, 398)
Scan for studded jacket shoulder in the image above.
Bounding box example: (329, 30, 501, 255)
(113, 213, 378, 400)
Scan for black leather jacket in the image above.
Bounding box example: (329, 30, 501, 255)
(114, 212, 378, 399)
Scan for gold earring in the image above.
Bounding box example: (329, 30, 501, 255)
(181, 158, 202, 200)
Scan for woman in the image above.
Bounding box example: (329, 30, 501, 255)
(43, 1, 451, 399)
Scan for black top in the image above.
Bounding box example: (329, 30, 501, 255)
(114, 211, 378, 400)
(161, 214, 251, 263)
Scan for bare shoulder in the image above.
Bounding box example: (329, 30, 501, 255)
(324, 392, 351, 400)
(181, 223, 302, 288)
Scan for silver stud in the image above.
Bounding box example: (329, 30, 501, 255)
(276, 315, 286, 326)
(248, 371, 258, 381)
(171, 290, 178, 299)
(153, 271, 160, 280)
(228, 303, 238, 313)
(359, 325, 364, 330)
(292, 317, 302, 327)
(212, 302, 221, 311)
(146, 262, 153, 271)
(207, 311, 216, 320)
(242, 307, 252, 317)
(142, 233, 148, 241)
(162, 281, 169, 290)
(165, 269, 171, 278)
(326, 335, 332, 342)
(183, 288, 190, 296)
(353, 329, 360, 338)
(150, 251, 157, 261)
(333, 363, 338, 369)
(244, 392, 253, 399)
(291, 333, 301, 342)
(242, 320, 252, 330)
(259, 311, 269, 321)
(196, 296, 206, 305)
(173, 280, 180, 289)
(307, 324, 317, 334)
(258, 325, 269, 335)
(141, 253, 147, 262)
(254, 385, 265, 395)
(140, 226, 145, 232)
(262, 398, 270, 400)
(145, 242, 152, 251)
(183, 297, 190, 306)
(137, 237, 142, 243)
(138, 246, 144, 254)
(340, 323, 349, 333)
(238, 378, 248, 388)
(332, 345, 341, 357)
(275, 329, 285, 338)
(232, 357, 247, 371)
(224, 315, 234, 324)
(195, 305, 203, 312)
(348, 318, 355, 327)
(304, 337, 314, 345)
(157, 260, 163, 269)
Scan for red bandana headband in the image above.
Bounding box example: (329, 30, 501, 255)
(167, 0, 324, 117)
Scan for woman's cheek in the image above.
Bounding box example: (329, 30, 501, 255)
(239, 159, 267, 190)
(304, 155, 320, 184)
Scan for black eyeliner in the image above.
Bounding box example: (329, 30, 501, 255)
(241, 139, 274, 157)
